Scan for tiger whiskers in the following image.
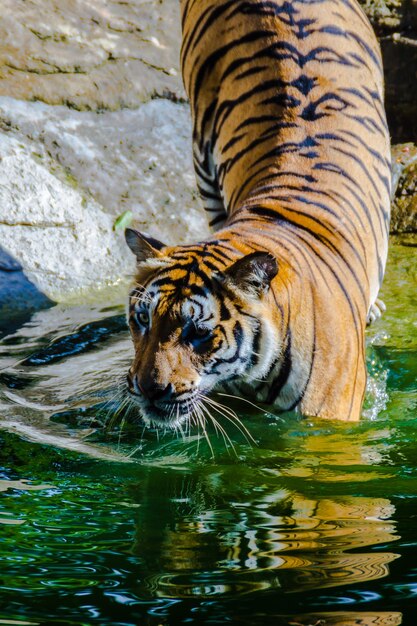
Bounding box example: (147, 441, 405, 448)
(196, 393, 255, 449)
(197, 398, 236, 455)
(105, 393, 134, 434)
(189, 398, 204, 456)
(201, 394, 255, 445)
(195, 400, 215, 458)
(129, 282, 154, 306)
(217, 391, 279, 418)
(174, 403, 187, 442)
(103, 379, 256, 458)
(186, 395, 215, 458)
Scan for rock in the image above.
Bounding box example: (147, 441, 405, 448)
(359, 0, 406, 35)
(0, 0, 199, 314)
(359, 0, 417, 143)
(0, 0, 184, 110)
(0, 130, 131, 300)
(0, 97, 208, 301)
(0, 0, 207, 309)
(381, 35, 417, 143)
(391, 143, 417, 233)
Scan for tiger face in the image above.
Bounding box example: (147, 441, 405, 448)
(125, 228, 279, 428)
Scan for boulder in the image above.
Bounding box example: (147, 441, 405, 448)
(0, 0, 210, 313)
(0, 97, 208, 301)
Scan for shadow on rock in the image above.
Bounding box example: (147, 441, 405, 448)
(0, 246, 53, 337)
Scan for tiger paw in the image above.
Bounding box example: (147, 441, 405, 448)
(367, 298, 386, 325)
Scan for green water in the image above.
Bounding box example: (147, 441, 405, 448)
(0, 237, 416, 626)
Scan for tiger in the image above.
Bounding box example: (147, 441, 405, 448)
(125, 0, 391, 428)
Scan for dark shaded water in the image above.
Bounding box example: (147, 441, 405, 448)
(0, 237, 416, 626)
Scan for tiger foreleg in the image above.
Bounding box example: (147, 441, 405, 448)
(366, 298, 386, 326)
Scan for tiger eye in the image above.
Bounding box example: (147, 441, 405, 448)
(136, 311, 150, 327)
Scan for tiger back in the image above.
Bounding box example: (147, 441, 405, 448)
(125, 0, 391, 426)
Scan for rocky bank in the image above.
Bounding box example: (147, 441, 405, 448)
(0, 0, 209, 329)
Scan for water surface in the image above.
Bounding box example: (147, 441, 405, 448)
(0, 237, 416, 625)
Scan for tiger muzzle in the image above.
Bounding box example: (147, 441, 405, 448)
(128, 372, 197, 421)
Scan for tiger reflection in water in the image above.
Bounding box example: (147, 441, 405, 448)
(132, 475, 399, 591)
(125, 424, 401, 623)
(129, 466, 400, 624)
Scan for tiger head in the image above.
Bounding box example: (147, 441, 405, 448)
(125, 228, 279, 428)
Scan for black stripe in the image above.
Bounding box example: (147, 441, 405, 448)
(266, 334, 292, 403)
(193, 30, 277, 104)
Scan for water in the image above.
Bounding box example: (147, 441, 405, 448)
(0, 236, 416, 626)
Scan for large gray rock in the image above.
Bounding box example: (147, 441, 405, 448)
(0, 129, 131, 300)
(0, 97, 208, 301)
(0, 0, 199, 315)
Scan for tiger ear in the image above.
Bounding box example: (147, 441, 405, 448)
(223, 252, 278, 296)
(125, 228, 167, 263)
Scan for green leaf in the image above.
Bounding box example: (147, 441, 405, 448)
(113, 210, 133, 232)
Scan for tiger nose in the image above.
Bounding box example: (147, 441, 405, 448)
(138, 379, 175, 402)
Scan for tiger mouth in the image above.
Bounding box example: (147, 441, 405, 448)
(128, 391, 196, 429)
